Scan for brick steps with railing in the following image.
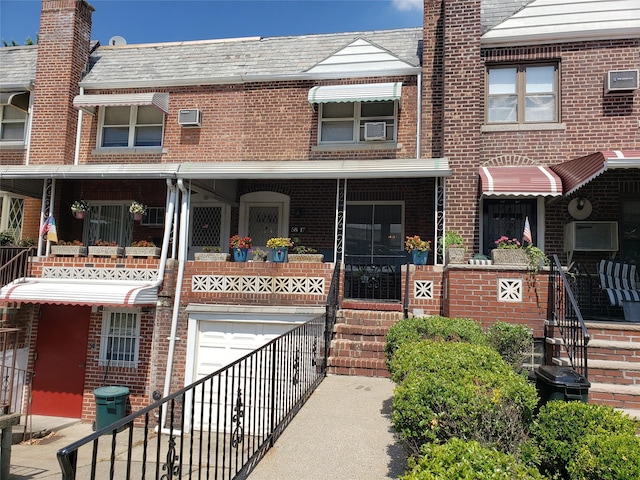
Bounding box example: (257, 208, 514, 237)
(548, 321, 640, 415)
(327, 309, 403, 378)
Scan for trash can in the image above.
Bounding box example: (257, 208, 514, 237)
(94, 386, 129, 431)
(535, 365, 590, 406)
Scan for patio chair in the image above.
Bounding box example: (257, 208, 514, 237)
(597, 259, 640, 307)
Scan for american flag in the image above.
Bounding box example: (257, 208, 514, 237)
(523, 216, 532, 244)
(40, 215, 58, 243)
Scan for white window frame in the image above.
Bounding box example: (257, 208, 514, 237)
(318, 100, 398, 145)
(0, 104, 27, 144)
(486, 63, 559, 125)
(97, 105, 165, 149)
(99, 308, 141, 368)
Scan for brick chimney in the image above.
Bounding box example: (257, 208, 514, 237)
(29, 0, 93, 165)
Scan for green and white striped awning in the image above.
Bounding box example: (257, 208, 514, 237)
(308, 82, 402, 104)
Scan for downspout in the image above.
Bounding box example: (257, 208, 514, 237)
(74, 87, 84, 165)
(416, 71, 422, 160)
(162, 178, 190, 400)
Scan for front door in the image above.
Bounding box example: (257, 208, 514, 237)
(31, 305, 90, 418)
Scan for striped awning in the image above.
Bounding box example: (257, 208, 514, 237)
(0, 91, 29, 112)
(550, 150, 640, 195)
(308, 82, 402, 104)
(0, 279, 158, 306)
(480, 166, 563, 196)
(73, 92, 170, 115)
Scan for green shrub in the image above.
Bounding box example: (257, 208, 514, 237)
(486, 322, 533, 373)
(0, 231, 15, 246)
(390, 341, 538, 456)
(401, 438, 545, 480)
(530, 401, 640, 479)
(385, 315, 486, 365)
(567, 433, 640, 480)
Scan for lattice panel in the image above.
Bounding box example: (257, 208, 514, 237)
(191, 206, 222, 246)
(498, 278, 523, 302)
(192, 275, 325, 295)
(414, 280, 434, 299)
(42, 267, 157, 281)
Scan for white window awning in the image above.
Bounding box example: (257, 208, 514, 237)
(308, 82, 402, 104)
(0, 279, 158, 306)
(73, 92, 170, 115)
(0, 91, 30, 112)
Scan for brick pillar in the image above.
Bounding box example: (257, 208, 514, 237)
(29, 0, 93, 165)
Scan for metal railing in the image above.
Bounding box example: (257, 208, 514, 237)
(57, 312, 333, 479)
(548, 254, 590, 379)
(343, 254, 407, 302)
(0, 246, 34, 288)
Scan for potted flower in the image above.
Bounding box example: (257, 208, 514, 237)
(88, 239, 123, 258)
(492, 235, 549, 272)
(229, 235, 251, 262)
(442, 231, 466, 264)
(251, 248, 268, 262)
(51, 239, 87, 257)
(71, 199, 89, 219)
(129, 201, 147, 221)
(266, 237, 293, 263)
(195, 246, 230, 262)
(125, 240, 160, 258)
(405, 235, 431, 265)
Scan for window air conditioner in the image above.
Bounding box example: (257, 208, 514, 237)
(606, 70, 639, 92)
(364, 122, 386, 141)
(178, 109, 202, 127)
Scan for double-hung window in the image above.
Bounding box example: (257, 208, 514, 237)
(487, 64, 558, 124)
(0, 105, 27, 142)
(319, 100, 397, 144)
(99, 309, 141, 367)
(99, 105, 164, 148)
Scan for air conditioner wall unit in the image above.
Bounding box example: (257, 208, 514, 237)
(364, 122, 386, 141)
(178, 109, 202, 127)
(606, 69, 639, 92)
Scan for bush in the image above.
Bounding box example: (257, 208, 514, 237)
(390, 341, 538, 456)
(529, 401, 640, 479)
(401, 438, 544, 480)
(385, 315, 486, 366)
(0, 231, 15, 246)
(568, 433, 640, 480)
(486, 322, 533, 373)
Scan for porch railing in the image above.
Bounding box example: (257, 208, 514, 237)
(548, 254, 590, 379)
(57, 312, 332, 480)
(343, 254, 407, 302)
(0, 246, 34, 288)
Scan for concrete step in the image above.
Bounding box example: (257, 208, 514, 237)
(589, 382, 640, 411)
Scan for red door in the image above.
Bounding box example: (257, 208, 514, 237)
(31, 305, 91, 417)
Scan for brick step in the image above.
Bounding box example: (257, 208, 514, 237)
(589, 383, 640, 411)
(330, 339, 387, 360)
(553, 357, 640, 386)
(547, 336, 640, 363)
(338, 309, 404, 328)
(584, 321, 640, 343)
(327, 356, 390, 378)
(333, 324, 389, 343)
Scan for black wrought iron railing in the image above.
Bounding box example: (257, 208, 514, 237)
(57, 313, 332, 480)
(548, 254, 590, 379)
(343, 254, 407, 302)
(0, 246, 34, 288)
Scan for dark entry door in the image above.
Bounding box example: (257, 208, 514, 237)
(483, 199, 537, 256)
(31, 305, 90, 418)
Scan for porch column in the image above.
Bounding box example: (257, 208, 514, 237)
(334, 178, 347, 264)
(435, 176, 446, 265)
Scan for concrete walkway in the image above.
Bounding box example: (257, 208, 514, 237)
(9, 375, 405, 479)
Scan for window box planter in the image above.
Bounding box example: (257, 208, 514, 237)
(287, 253, 324, 263)
(50, 245, 87, 257)
(445, 247, 466, 264)
(491, 248, 528, 265)
(125, 246, 161, 258)
(88, 246, 124, 258)
(194, 252, 230, 262)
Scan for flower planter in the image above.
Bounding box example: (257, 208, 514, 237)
(51, 245, 87, 257)
(88, 246, 124, 258)
(491, 248, 528, 265)
(195, 252, 230, 262)
(72, 211, 86, 219)
(287, 253, 324, 263)
(412, 250, 429, 265)
(271, 248, 288, 263)
(445, 247, 466, 264)
(233, 248, 249, 262)
(125, 246, 161, 258)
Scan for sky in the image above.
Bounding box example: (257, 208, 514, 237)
(0, 0, 423, 47)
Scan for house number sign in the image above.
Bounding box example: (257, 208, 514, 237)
(290, 226, 306, 233)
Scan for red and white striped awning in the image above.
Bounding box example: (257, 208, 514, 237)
(550, 150, 640, 195)
(479, 166, 563, 196)
(0, 279, 158, 306)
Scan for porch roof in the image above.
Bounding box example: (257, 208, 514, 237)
(550, 150, 640, 195)
(0, 279, 158, 307)
(479, 165, 563, 196)
(0, 159, 451, 197)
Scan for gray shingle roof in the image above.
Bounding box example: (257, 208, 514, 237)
(481, 0, 535, 34)
(0, 46, 37, 89)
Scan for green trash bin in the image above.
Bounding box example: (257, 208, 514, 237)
(94, 386, 129, 431)
(535, 365, 590, 406)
